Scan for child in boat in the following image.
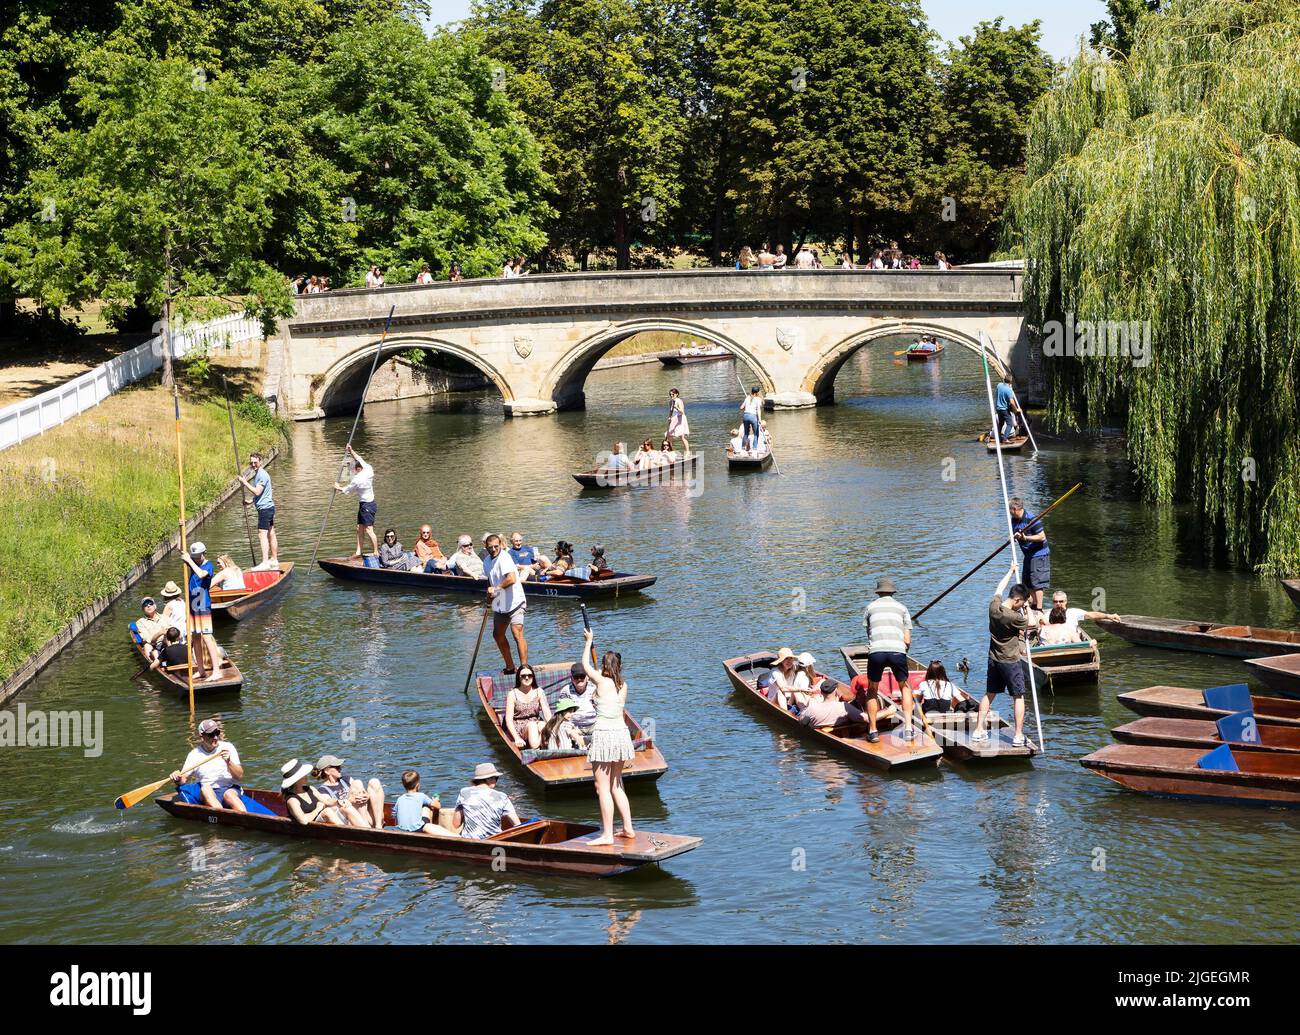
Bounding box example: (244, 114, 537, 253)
(393, 769, 451, 835)
(541, 698, 587, 751)
(916, 660, 976, 713)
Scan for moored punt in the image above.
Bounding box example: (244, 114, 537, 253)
(924, 709, 1036, 762)
(318, 557, 656, 599)
(725, 445, 773, 471)
(1095, 614, 1300, 658)
(723, 651, 942, 772)
(979, 433, 1028, 453)
(905, 342, 944, 361)
(128, 634, 242, 696)
(156, 790, 700, 877)
(573, 453, 698, 489)
(1283, 579, 1300, 609)
(1116, 685, 1300, 726)
(210, 562, 295, 622)
(659, 346, 731, 367)
(476, 663, 667, 788)
(1080, 744, 1300, 807)
(1029, 639, 1100, 685)
(1112, 717, 1300, 755)
(1244, 654, 1300, 699)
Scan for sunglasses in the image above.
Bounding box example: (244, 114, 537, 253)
(519, 672, 535, 681)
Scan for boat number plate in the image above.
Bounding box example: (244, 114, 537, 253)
(208, 816, 218, 824)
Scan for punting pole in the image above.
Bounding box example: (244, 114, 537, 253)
(733, 367, 781, 476)
(1010, 386, 1039, 455)
(309, 305, 396, 567)
(980, 334, 1044, 752)
(171, 381, 196, 715)
(221, 374, 258, 565)
(461, 608, 491, 696)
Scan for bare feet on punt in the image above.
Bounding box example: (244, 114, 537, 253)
(588, 836, 615, 846)
(616, 828, 637, 840)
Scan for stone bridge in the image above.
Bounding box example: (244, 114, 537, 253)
(268, 267, 1026, 418)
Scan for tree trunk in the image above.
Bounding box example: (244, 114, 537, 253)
(160, 293, 174, 388)
(615, 209, 630, 270)
(579, 249, 589, 272)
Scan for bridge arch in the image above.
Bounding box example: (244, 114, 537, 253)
(313, 334, 513, 415)
(544, 318, 776, 412)
(803, 321, 1009, 403)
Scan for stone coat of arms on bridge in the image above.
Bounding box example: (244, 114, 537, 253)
(513, 335, 533, 360)
(776, 325, 802, 351)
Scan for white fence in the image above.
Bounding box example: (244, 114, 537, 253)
(0, 312, 263, 451)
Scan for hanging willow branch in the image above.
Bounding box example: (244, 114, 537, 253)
(1005, 0, 1300, 574)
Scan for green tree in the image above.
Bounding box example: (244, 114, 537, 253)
(1090, 1, 1166, 55)
(1006, 0, 1300, 574)
(1, 54, 292, 384)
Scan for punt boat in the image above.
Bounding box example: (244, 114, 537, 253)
(1080, 744, 1300, 807)
(210, 562, 295, 622)
(659, 345, 731, 367)
(319, 557, 655, 599)
(905, 342, 944, 361)
(1116, 684, 1300, 726)
(1028, 639, 1100, 685)
(156, 791, 700, 877)
(572, 453, 697, 489)
(1112, 717, 1300, 755)
(1282, 579, 1300, 608)
(1094, 614, 1300, 658)
(723, 651, 942, 772)
(475, 663, 667, 788)
(979, 433, 1028, 453)
(839, 645, 1050, 696)
(1244, 654, 1300, 698)
(128, 632, 242, 696)
(725, 444, 773, 471)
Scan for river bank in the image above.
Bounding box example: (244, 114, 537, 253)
(0, 380, 283, 701)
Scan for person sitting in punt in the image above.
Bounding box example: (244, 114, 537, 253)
(453, 763, 521, 839)
(602, 442, 631, 472)
(631, 439, 658, 470)
(557, 661, 598, 733)
(394, 769, 452, 835)
(660, 437, 678, 462)
(542, 697, 587, 751)
(160, 581, 187, 638)
(508, 531, 548, 580)
(539, 540, 575, 579)
(505, 665, 551, 749)
(788, 652, 822, 712)
(799, 678, 866, 730)
(767, 648, 800, 711)
(589, 544, 611, 577)
(444, 535, 486, 578)
(151, 626, 191, 674)
(209, 554, 246, 592)
(379, 528, 412, 570)
(314, 754, 385, 828)
(1038, 590, 1118, 645)
(281, 758, 346, 825)
(728, 427, 746, 455)
(172, 718, 246, 812)
(414, 525, 445, 572)
(916, 660, 976, 713)
(135, 596, 169, 659)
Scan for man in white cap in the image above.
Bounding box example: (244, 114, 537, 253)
(444, 534, 486, 578)
(171, 718, 245, 812)
(453, 763, 521, 839)
(181, 541, 224, 681)
(857, 575, 916, 742)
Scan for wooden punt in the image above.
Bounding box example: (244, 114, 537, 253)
(318, 557, 655, 599)
(1080, 744, 1300, 807)
(1283, 579, 1300, 608)
(659, 347, 731, 367)
(838, 646, 1035, 761)
(1095, 614, 1300, 658)
(475, 663, 667, 788)
(210, 562, 295, 622)
(129, 633, 242, 696)
(725, 445, 773, 471)
(572, 453, 697, 489)
(156, 790, 700, 877)
(840, 644, 1050, 696)
(979, 433, 1028, 453)
(1112, 717, 1300, 755)
(1029, 639, 1100, 684)
(905, 343, 944, 361)
(723, 651, 942, 772)
(1116, 685, 1300, 726)
(1244, 654, 1300, 699)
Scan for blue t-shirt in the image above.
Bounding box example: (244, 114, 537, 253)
(189, 560, 214, 614)
(250, 468, 273, 510)
(394, 791, 433, 832)
(995, 383, 1014, 412)
(1012, 511, 1049, 558)
(509, 545, 537, 567)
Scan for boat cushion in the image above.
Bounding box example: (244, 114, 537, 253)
(1202, 683, 1251, 712)
(1215, 709, 1259, 745)
(362, 555, 380, 568)
(242, 570, 279, 591)
(128, 621, 143, 645)
(521, 737, 649, 765)
(176, 781, 277, 815)
(1030, 640, 1091, 652)
(1196, 744, 1240, 772)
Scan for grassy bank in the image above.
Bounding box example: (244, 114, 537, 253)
(0, 380, 283, 683)
(603, 330, 710, 358)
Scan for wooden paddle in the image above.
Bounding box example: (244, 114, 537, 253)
(461, 606, 491, 696)
(114, 752, 222, 810)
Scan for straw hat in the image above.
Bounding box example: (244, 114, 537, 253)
(472, 762, 503, 782)
(161, 581, 182, 599)
(281, 758, 312, 789)
(775, 647, 795, 664)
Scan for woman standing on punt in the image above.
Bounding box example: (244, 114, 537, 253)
(666, 388, 690, 455)
(581, 628, 636, 846)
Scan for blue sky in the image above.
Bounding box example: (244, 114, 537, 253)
(422, 1, 1108, 59)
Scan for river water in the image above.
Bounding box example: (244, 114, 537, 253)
(3, 342, 1297, 945)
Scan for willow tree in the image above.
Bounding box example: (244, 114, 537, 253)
(1005, 0, 1300, 574)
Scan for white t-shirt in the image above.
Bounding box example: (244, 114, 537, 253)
(501, 264, 516, 278)
(729, 434, 746, 453)
(488, 551, 527, 614)
(917, 679, 963, 702)
(343, 462, 375, 503)
(162, 599, 187, 635)
(742, 395, 763, 418)
(415, 271, 433, 285)
(794, 250, 815, 269)
(182, 741, 241, 795)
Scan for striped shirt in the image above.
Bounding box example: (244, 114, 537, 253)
(864, 596, 912, 654)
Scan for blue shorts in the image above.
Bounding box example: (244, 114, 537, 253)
(1023, 551, 1051, 590)
(256, 506, 274, 530)
(357, 501, 377, 527)
(866, 651, 909, 684)
(986, 660, 1025, 698)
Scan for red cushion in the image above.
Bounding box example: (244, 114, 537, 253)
(243, 570, 280, 591)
